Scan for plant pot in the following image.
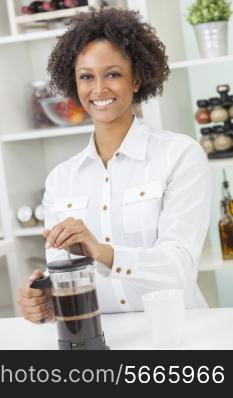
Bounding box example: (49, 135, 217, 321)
(193, 21, 228, 58)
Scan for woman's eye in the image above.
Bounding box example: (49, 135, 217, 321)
(107, 72, 121, 78)
(79, 74, 92, 80)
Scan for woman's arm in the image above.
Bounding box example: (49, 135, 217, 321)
(104, 140, 211, 290)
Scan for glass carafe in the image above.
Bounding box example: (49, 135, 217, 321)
(31, 256, 109, 350)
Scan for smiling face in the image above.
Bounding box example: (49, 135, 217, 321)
(75, 40, 140, 125)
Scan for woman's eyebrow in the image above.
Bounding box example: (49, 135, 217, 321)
(77, 65, 124, 72)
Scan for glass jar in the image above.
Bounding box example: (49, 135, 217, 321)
(31, 81, 54, 129)
(34, 204, 45, 222)
(31, 257, 109, 350)
(228, 95, 233, 118)
(17, 206, 38, 227)
(213, 125, 232, 151)
(224, 127, 233, 147)
(200, 127, 215, 154)
(195, 100, 210, 124)
(209, 97, 229, 123)
(216, 84, 230, 105)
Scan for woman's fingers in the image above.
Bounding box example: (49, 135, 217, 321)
(42, 229, 50, 239)
(23, 302, 50, 315)
(44, 224, 65, 248)
(55, 223, 84, 248)
(44, 218, 85, 249)
(17, 269, 55, 324)
(18, 294, 47, 307)
(19, 284, 45, 298)
(57, 233, 84, 250)
(21, 308, 52, 323)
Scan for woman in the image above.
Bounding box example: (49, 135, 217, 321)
(18, 7, 211, 323)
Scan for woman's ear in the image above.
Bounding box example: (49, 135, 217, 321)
(134, 78, 141, 93)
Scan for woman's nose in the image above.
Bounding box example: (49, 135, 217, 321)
(92, 78, 107, 96)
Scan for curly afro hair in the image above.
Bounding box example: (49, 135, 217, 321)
(47, 7, 170, 104)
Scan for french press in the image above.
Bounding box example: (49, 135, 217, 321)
(31, 256, 109, 350)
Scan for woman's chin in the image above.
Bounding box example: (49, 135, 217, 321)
(91, 113, 118, 125)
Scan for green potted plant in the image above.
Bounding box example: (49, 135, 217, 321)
(186, 0, 233, 58)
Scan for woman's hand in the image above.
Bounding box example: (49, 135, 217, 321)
(43, 218, 114, 268)
(17, 269, 55, 324)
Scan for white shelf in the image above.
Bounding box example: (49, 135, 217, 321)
(1, 124, 94, 142)
(208, 158, 233, 168)
(200, 247, 233, 271)
(0, 239, 13, 257)
(0, 305, 14, 318)
(15, 226, 44, 237)
(15, 6, 89, 24)
(0, 28, 66, 44)
(170, 53, 233, 70)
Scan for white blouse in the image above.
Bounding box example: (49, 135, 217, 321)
(43, 117, 211, 312)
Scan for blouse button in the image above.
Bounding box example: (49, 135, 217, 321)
(105, 236, 111, 242)
(120, 299, 126, 305)
(105, 177, 109, 182)
(67, 203, 73, 208)
(102, 205, 108, 211)
(115, 152, 120, 157)
(140, 191, 146, 197)
(116, 267, 122, 273)
(126, 269, 132, 275)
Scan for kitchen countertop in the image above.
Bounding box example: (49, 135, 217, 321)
(0, 308, 233, 350)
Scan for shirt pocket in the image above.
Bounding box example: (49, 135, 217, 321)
(51, 196, 89, 223)
(123, 181, 163, 233)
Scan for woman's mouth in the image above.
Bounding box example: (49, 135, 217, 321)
(90, 98, 116, 109)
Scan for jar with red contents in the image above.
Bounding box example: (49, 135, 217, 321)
(195, 100, 211, 124)
(31, 81, 55, 129)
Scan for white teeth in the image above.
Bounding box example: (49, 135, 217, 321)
(92, 99, 115, 107)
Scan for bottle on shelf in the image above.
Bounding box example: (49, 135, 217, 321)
(199, 127, 215, 154)
(195, 100, 210, 124)
(218, 199, 233, 260)
(21, 0, 84, 14)
(40, 2, 57, 11)
(77, 0, 89, 5)
(21, 1, 53, 14)
(213, 125, 232, 152)
(49, 0, 84, 9)
(218, 169, 233, 260)
(209, 97, 229, 123)
(221, 169, 233, 215)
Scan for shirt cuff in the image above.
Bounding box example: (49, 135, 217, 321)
(109, 245, 178, 286)
(94, 260, 112, 277)
(110, 245, 140, 278)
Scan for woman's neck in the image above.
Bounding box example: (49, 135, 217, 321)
(94, 112, 134, 164)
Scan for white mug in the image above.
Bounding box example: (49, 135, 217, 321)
(142, 289, 185, 349)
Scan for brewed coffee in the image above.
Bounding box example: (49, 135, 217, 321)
(52, 285, 102, 344)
